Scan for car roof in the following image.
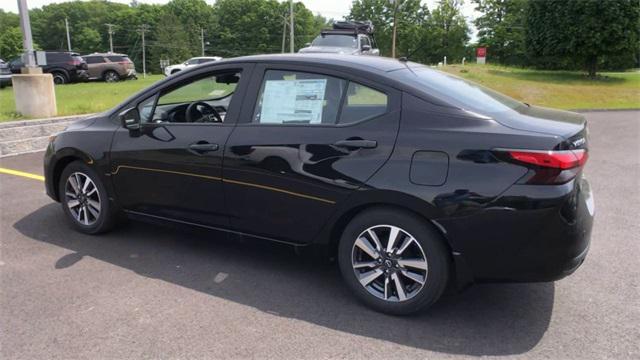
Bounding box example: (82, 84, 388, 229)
(84, 53, 128, 57)
(190, 56, 221, 60)
(224, 54, 416, 73)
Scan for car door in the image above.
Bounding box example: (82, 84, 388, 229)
(84, 56, 104, 79)
(223, 64, 401, 244)
(109, 64, 253, 228)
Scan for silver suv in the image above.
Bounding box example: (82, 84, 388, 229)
(299, 21, 379, 56)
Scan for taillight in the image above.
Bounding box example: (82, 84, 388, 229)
(496, 149, 588, 185)
(67, 59, 82, 66)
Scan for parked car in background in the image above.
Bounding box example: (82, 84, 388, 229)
(299, 21, 379, 56)
(9, 51, 88, 85)
(163, 56, 222, 76)
(82, 53, 137, 82)
(0, 59, 11, 88)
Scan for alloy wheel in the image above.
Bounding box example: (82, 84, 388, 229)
(105, 72, 118, 82)
(351, 225, 428, 302)
(64, 172, 101, 226)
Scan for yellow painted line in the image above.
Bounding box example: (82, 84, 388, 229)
(223, 178, 336, 205)
(0, 167, 45, 181)
(112, 165, 222, 181)
(112, 164, 335, 205)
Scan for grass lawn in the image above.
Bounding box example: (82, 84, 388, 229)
(440, 64, 640, 110)
(0, 75, 164, 122)
(0, 65, 638, 122)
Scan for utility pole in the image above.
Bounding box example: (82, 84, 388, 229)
(17, 0, 36, 67)
(289, 0, 294, 53)
(200, 28, 205, 56)
(105, 23, 115, 53)
(391, 0, 398, 58)
(14, 0, 57, 118)
(65, 17, 72, 51)
(281, 15, 287, 53)
(137, 24, 149, 78)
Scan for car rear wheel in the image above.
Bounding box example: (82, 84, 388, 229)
(103, 70, 119, 82)
(338, 207, 450, 315)
(51, 72, 67, 85)
(59, 161, 116, 234)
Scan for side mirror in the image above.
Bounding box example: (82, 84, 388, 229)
(119, 107, 141, 131)
(304, 42, 311, 47)
(362, 44, 371, 51)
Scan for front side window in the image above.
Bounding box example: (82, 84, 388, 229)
(252, 70, 388, 126)
(186, 59, 199, 65)
(145, 71, 241, 123)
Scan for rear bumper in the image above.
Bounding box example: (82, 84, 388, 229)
(445, 176, 594, 283)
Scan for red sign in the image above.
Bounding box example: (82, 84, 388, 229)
(476, 47, 487, 58)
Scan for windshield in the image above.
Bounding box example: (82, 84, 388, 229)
(311, 34, 357, 48)
(394, 67, 526, 116)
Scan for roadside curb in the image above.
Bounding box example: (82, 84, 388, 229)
(0, 114, 95, 129)
(0, 114, 95, 157)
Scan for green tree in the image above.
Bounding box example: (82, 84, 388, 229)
(348, 0, 428, 58)
(0, 27, 23, 60)
(473, 0, 526, 65)
(526, 0, 640, 76)
(424, 0, 470, 63)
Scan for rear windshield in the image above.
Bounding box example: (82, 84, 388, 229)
(394, 67, 526, 116)
(311, 34, 357, 48)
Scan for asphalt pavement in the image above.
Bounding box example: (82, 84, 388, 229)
(0, 111, 638, 359)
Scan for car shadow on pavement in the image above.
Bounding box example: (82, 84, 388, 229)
(14, 204, 554, 356)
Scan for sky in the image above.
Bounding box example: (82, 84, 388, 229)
(1, 0, 479, 39)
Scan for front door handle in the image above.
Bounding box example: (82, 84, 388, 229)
(189, 142, 219, 153)
(333, 139, 377, 149)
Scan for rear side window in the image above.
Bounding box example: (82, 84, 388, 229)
(340, 82, 387, 124)
(46, 53, 68, 63)
(253, 70, 345, 125)
(106, 55, 126, 62)
(252, 70, 387, 125)
(84, 56, 105, 64)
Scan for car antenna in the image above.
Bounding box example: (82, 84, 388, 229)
(400, 40, 428, 63)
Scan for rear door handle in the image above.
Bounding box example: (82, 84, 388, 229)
(189, 142, 219, 153)
(333, 139, 377, 149)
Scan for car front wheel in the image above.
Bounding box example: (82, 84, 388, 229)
(338, 207, 450, 315)
(59, 161, 116, 234)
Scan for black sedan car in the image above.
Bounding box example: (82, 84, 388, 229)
(44, 54, 593, 314)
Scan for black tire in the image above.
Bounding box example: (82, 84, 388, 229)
(103, 70, 120, 82)
(338, 207, 450, 315)
(58, 161, 117, 234)
(51, 71, 67, 85)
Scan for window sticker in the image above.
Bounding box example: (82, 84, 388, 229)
(260, 79, 327, 124)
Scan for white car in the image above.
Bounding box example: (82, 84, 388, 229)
(163, 56, 222, 76)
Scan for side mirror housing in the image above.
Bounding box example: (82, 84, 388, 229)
(362, 44, 371, 52)
(304, 42, 311, 47)
(119, 107, 141, 131)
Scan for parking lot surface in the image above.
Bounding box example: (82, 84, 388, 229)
(1, 111, 638, 359)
